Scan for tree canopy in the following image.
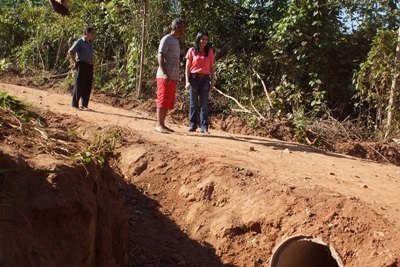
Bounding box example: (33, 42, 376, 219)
(0, 0, 399, 140)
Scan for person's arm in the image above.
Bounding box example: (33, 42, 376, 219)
(158, 52, 169, 80)
(185, 57, 192, 89)
(68, 40, 79, 69)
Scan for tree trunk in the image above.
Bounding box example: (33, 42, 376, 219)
(137, 1, 147, 98)
(385, 27, 400, 139)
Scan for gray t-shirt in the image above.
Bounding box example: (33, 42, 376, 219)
(68, 37, 93, 64)
(156, 34, 180, 81)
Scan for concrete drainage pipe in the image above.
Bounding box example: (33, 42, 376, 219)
(270, 235, 344, 267)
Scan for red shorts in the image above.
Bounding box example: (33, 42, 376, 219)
(156, 78, 176, 109)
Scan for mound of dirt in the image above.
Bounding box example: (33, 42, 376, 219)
(119, 141, 400, 267)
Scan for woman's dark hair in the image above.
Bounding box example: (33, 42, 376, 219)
(194, 31, 211, 56)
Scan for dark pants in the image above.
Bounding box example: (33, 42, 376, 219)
(189, 74, 210, 131)
(72, 62, 93, 108)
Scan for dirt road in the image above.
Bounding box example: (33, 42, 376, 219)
(1, 82, 400, 266)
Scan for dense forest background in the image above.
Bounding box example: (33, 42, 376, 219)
(0, 0, 399, 142)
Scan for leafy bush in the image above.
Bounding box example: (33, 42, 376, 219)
(354, 29, 398, 130)
(0, 59, 11, 72)
(0, 91, 26, 115)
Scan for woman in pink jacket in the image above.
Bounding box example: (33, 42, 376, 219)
(185, 31, 216, 134)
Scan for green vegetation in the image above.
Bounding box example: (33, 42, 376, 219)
(0, 59, 11, 71)
(0, 91, 28, 119)
(0, 0, 399, 141)
(354, 29, 399, 138)
(88, 127, 123, 156)
(72, 151, 105, 165)
(0, 91, 49, 126)
(72, 127, 124, 165)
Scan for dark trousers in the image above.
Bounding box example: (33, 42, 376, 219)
(189, 75, 210, 131)
(72, 62, 93, 108)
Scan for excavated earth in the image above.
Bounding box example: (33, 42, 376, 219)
(0, 82, 400, 267)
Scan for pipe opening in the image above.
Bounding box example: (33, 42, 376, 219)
(271, 236, 343, 267)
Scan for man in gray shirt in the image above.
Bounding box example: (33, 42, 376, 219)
(155, 18, 186, 133)
(68, 26, 95, 111)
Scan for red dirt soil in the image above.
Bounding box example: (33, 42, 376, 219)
(1, 82, 400, 267)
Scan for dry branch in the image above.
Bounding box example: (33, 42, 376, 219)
(214, 87, 251, 113)
(366, 144, 391, 164)
(253, 71, 273, 109)
(33, 127, 49, 140)
(250, 86, 267, 121)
